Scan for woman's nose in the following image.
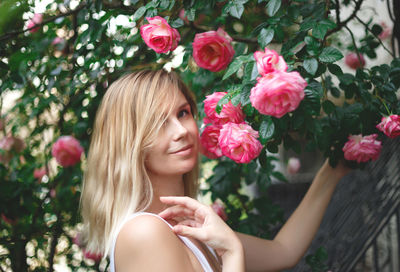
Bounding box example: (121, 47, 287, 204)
(171, 119, 188, 140)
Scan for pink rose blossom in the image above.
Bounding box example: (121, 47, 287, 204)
(211, 201, 228, 221)
(27, 13, 43, 33)
(342, 134, 382, 163)
(250, 71, 307, 118)
(0, 136, 25, 164)
(378, 22, 392, 40)
(179, 9, 189, 24)
(218, 122, 262, 163)
(287, 157, 301, 174)
(34, 167, 47, 181)
(200, 125, 222, 159)
(376, 115, 400, 138)
(192, 28, 235, 72)
(52, 136, 84, 167)
(204, 92, 245, 125)
(140, 16, 180, 53)
(73, 233, 83, 248)
(254, 47, 288, 76)
(345, 53, 366, 70)
(83, 249, 102, 262)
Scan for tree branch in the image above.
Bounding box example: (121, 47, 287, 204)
(326, 0, 364, 38)
(0, 2, 88, 42)
(354, 15, 395, 57)
(48, 214, 63, 272)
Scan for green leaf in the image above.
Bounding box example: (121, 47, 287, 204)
(216, 93, 230, 114)
(228, 1, 247, 19)
(327, 64, 343, 75)
(223, 58, 243, 80)
(259, 118, 275, 144)
(170, 18, 184, 28)
(338, 73, 355, 85)
(312, 19, 336, 39)
(258, 28, 274, 48)
(303, 58, 318, 75)
(318, 47, 343, 63)
(267, 0, 281, 16)
(272, 171, 287, 182)
(322, 100, 335, 114)
(184, 8, 196, 21)
(133, 6, 146, 21)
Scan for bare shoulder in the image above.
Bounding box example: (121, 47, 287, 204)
(114, 214, 193, 272)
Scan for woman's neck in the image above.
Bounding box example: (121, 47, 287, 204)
(146, 174, 185, 214)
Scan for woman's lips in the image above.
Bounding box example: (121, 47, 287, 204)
(171, 144, 194, 155)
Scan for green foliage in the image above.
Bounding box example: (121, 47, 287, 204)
(0, 0, 398, 270)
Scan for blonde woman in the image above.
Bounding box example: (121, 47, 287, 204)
(80, 69, 350, 272)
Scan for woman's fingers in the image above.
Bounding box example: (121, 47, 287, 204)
(159, 204, 195, 220)
(160, 196, 206, 212)
(172, 224, 207, 241)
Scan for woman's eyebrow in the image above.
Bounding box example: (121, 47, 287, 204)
(178, 102, 190, 109)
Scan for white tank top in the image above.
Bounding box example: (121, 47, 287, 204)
(109, 212, 217, 272)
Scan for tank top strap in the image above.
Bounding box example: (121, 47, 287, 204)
(109, 212, 215, 272)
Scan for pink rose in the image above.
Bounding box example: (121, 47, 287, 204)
(140, 16, 180, 53)
(254, 47, 288, 76)
(179, 9, 189, 24)
(378, 22, 392, 40)
(203, 92, 245, 125)
(211, 201, 228, 221)
(345, 53, 366, 70)
(250, 71, 307, 118)
(52, 37, 65, 45)
(192, 28, 235, 72)
(342, 134, 382, 163)
(376, 115, 400, 138)
(52, 136, 84, 167)
(34, 167, 47, 181)
(0, 136, 25, 164)
(27, 13, 43, 33)
(287, 157, 301, 174)
(200, 125, 223, 159)
(83, 249, 102, 262)
(218, 122, 262, 163)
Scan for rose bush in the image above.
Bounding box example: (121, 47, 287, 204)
(0, 0, 399, 270)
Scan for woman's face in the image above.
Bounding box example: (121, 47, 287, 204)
(145, 89, 199, 179)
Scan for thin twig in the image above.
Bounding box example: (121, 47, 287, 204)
(326, 0, 364, 38)
(355, 15, 395, 57)
(0, 2, 88, 42)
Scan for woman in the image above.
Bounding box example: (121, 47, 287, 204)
(80, 69, 350, 271)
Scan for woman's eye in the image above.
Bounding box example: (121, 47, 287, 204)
(178, 109, 190, 118)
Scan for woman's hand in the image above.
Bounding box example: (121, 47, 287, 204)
(159, 196, 245, 272)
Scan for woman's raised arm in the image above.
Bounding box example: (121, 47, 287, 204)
(237, 160, 351, 271)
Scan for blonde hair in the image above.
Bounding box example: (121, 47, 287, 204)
(80, 70, 199, 256)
